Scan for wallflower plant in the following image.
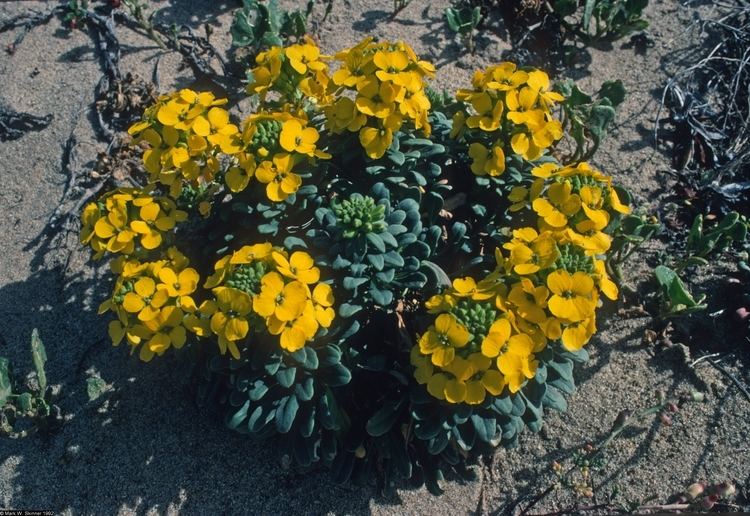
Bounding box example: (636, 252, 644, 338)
(81, 38, 631, 495)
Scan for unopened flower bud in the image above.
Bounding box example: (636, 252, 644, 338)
(655, 389, 666, 404)
(659, 413, 672, 426)
(690, 391, 706, 402)
(355, 445, 366, 459)
(734, 307, 749, 322)
(685, 482, 705, 500)
(667, 402, 679, 413)
(701, 494, 719, 510)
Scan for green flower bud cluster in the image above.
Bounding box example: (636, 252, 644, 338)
(566, 173, 600, 193)
(555, 243, 595, 274)
(250, 119, 282, 153)
(112, 280, 136, 306)
(332, 194, 387, 238)
(225, 262, 268, 296)
(452, 299, 497, 348)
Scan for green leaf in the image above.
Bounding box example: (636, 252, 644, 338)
(18, 392, 33, 413)
(0, 357, 12, 408)
(228, 400, 250, 429)
(328, 364, 351, 387)
(654, 265, 707, 312)
(370, 287, 393, 306)
(276, 367, 296, 388)
(295, 377, 315, 401)
(366, 233, 386, 253)
(470, 414, 496, 443)
(30, 329, 47, 394)
(542, 386, 568, 412)
(444, 7, 460, 32)
(598, 80, 626, 106)
(276, 395, 299, 433)
(343, 276, 368, 290)
(582, 0, 596, 33)
(339, 303, 362, 318)
(248, 379, 269, 401)
(86, 376, 108, 402)
(366, 399, 404, 437)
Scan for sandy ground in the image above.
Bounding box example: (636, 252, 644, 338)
(0, 0, 748, 514)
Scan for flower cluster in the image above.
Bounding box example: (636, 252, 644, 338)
(99, 248, 199, 361)
(185, 243, 335, 358)
(249, 38, 332, 105)
(326, 38, 435, 159)
(412, 161, 630, 404)
(412, 275, 541, 405)
(247, 37, 435, 160)
(226, 111, 330, 201)
(80, 189, 187, 259)
(452, 62, 565, 175)
(128, 89, 239, 198)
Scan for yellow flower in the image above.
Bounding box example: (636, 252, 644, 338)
(466, 92, 503, 131)
(225, 154, 256, 193)
(526, 70, 565, 110)
(508, 178, 544, 211)
(578, 185, 610, 231)
(373, 49, 410, 85)
(481, 318, 512, 357)
(266, 301, 319, 352)
(452, 277, 495, 301)
(157, 266, 199, 306)
(546, 270, 596, 322)
(285, 41, 326, 75)
(442, 354, 491, 404)
(122, 277, 169, 322)
(508, 278, 548, 324)
(561, 317, 596, 351)
(485, 62, 528, 91)
(359, 125, 393, 159)
(505, 87, 543, 126)
(532, 162, 561, 178)
(418, 313, 471, 367)
(497, 334, 537, 393)
(356, 78, 401, 119)
(254, 153, 302, 202)
(253, 272, 308, 322)
(594, 259, 618, 301)
(138, 305, 186, 362)
(205, 287, 253, 359)
(503, 228, 558, 275)
(468, 142, 505, 177)
(532, 181, 581, 228)
(279, 119, 320, 156)
(129, 199, 180, 250)
(272, 250, 320, 284)
(324, 97, 367, 133)
(312, 283, 335, 328)
(424, 293, 456, 313)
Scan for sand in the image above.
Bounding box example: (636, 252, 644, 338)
(0, 0, 748, 514)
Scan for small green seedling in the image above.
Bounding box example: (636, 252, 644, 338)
(0, 330, 62, 438)
(231, 0, 313, 51)
(679, 212, 748, 270)
(557, 79, 626, 163)
(553, 0, 649, 42)
(653, 265, 707, 317)
(444, 5, 482, 53)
